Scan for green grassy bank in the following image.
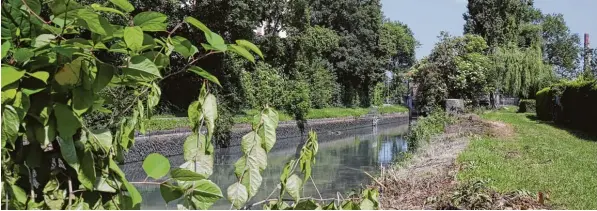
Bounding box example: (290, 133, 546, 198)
(457, 108, 597, 209)
(145, 105, 408, 132)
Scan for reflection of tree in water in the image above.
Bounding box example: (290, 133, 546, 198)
(133, 126, 408, 209)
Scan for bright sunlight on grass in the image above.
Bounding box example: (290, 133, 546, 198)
(457, 108, 597, 209)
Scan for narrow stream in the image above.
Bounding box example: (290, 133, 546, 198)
(123, 123, 409, 209)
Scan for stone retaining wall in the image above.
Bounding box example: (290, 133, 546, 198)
(123, 113, 409, 163)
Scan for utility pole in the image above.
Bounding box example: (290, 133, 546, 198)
(584, 33, 593, 79)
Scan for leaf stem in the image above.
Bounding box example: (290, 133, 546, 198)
(129, 181, 164, 185)
(68, 177, 74, 208)
(20, 0, 50, 24)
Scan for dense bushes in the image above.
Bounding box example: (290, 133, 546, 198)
(406, 109, 454, 151)
(517, 99, 536, 113)
(535, 80, 597, 132)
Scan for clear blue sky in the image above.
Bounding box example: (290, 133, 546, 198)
(381, 0, 597, 59)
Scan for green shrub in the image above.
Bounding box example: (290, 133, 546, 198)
(371, 82, 386, 106)
(535, 79, 597, 132)
(517, 99, 536, 113)
(406, 108, 454, 151)
(535, 87, 552, 120)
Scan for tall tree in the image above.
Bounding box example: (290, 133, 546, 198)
(541, 13, 581, 78)
(380, 20, 418, 71)
(463, 0, 540, 47)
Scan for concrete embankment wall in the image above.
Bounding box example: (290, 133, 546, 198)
(123, 113, 409, 163)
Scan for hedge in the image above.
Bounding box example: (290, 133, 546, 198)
(535, 80, 597, 132)
(517, 99, 536, 113)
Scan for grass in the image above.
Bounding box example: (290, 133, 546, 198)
(145, 105, 408, 131)
(456, 108, 597, 209)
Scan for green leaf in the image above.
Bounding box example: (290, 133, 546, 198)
(189, 179, 223, 210)
(241, 131, 261, 154)
(89, 129, 112, 152)
(2, 41, 11, 59)
(170, 36, 198, 58)
(76, 9, 113, 36)
(205, 31, 226, 52)
(13, 48, 34, 62)
(54, 103, 81, 138)
(229, 44, 255, 63)
(34, 121, 56, 149)
(143, 153, 171, 179)
(109, 0, 134, 13)
(184, 17, 211, 34)
(187, 66, 221, 87)
(170, 168, 206, 181)
(55, 58, 83, 86)
(322, 201, 338, 210)
(203, 94, 217, 147)
(124, 26, 144, 51)
(239, 167, 262, 198)
(27, 71, 50, 83)
(1, 105, 20, 147)
(160, 183, 183, 203)
(1, 65, 25, 88)
(50, 0, 83, 18)
(91, 3, 125, 16)
(342, 201, 360, 210)
(249, 145, 267, 170)
(33, 34, 56, 48)
(133, 12, 167, 32)
(72, 88, 93, 115)
(93, 62, 115, 91)
(188, 101, 201, 130)
(236, 40, 264, 59)
(128, 55, 161, 78)
(180, 157, 213, 179)
(294, 200, 319, 210)
(359, 199, 375, 210)
(94, 177, 117, 193)
(110, 160, 142, 208)
(227, 182, 248, 209)
(286, 174, 302, 202)
(183, 134, 205, 161)
(142, 51, 170, 69)
(260, 111, 277, 153)
(78, 149, 96, 190)
(56, 136, 79, 171)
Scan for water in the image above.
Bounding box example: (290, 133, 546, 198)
(122, 123, 409, 209)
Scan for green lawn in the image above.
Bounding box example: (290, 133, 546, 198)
(145, 105, 407, 131)
(457, 108, 597, 209)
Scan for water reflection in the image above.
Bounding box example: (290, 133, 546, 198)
(124, 124, 409, 209)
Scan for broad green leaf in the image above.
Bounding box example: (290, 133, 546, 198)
(241, 131, 261, 154)
(187, 101, 201, 130)
(183, 134, 206, 161)
(203, 94, 217, 148)
(54, 103, 81, 138)
(248, 146, 267, 170)
(10, 184, 28, 205)
(2, 87, 17, 104)
(142, 51, 169, 69)
(236, 40, 264, 59)
(50, 0, 83, 18)
(170, 168, 206, 181)
(91, 3, 125, 16)
(359, 199, 375, 210)
(160, 183, 183, 203)
(78, 149, 96, 190)
(239, 167, 262, 198)
(76, 9, 113, 36)
(205, 31, 226, 52)
(124, 26, 144, 51)
(187, 66, 221, 86)
(13, 48, 34, 62)
(72, 88, 93, 115)
(109, 0, 134, 13)
(93, 62, 114, 91)
(2, 41, 11, 58)
(260, 112, 277, 153)
(227, 182, 248, 209)
(170, 36, 198, 58)
(27, 71, 50, 83)
(56, 137, 79, 170)
(133, 12, 167, 32)
(190, 179, 223, 210)
(1, 105, 20, 147)
(341, 201, 360, 210)
(33, 34, 56, 48)
(55, 58, 83, 86)
(233, 157, 246, 178)
(1, 65, 25, 88)
(34, 121, 56, 149)
(286, 174, 302, 201)
(94, 177, 117, 193)
(128, 55, 161, 78)
(184, 17, 210, 34)
(228, 44, 255, 63)
(294, 200, 319, 210)
(89, 129, 112, 152)
(322, 201, 338, 210)
(143, 153, 171, 179)
(179, 156, 213, 179)
(109, 160, 142, 208)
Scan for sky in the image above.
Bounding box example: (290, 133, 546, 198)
(381, 0, 597, 59)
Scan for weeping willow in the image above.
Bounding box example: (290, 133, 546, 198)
(491, 45, 554, 98)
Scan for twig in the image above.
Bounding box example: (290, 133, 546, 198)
(310, 178, 323, 200)
(68, 177, 74, 208)
(244, 197, 338, 210)
(21, 0, 50, 24)
(129, 181, 164, 185)
(363, 171, 386, 189)
(160, 51, 215, 81)
(168, 22, 184, 37)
